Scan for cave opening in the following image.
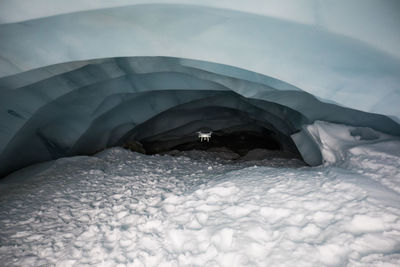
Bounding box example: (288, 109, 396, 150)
(161, 129, 281, 155)
(123, 126, 303, 162)
(122, 123, 304, 163)
(140, 127, 280, 154)
(119, 97, 305, 163)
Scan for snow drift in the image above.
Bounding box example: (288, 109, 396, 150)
(1, 136, 399, 266)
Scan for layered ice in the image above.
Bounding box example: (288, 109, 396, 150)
(1, 1, 400, 116)
(1, 57, 399, 176)
(0, 1, 400, 175)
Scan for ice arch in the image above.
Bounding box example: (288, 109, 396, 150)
(1, 56, 399, 177)
(0, 1, 400, 177)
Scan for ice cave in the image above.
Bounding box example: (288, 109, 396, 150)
(1, 1, 400, 266)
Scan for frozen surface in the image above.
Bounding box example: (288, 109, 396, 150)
(1, 125, 400, 266)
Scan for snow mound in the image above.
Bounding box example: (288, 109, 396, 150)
(293, 121, 400, 166)
(1, 140, 400, 266)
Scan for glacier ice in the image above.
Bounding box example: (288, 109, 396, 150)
(0, 1, 399, 175)
(1, 2, 400, 117)
(0, 57, 399, 176)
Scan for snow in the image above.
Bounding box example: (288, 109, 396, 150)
(1, 128, 400, 266)
(292, 121, 400, 166)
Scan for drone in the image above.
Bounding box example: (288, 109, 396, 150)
(197, 131, 213, 142)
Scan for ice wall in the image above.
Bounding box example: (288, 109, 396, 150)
(0, 57, 399, 175)
(0, 1, 399, 175)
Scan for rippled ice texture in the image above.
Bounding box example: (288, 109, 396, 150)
(0, 145, 399, 266)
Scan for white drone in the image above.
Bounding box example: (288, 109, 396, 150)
(197, 131, 213, 142)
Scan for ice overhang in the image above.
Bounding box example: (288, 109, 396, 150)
(0, 2, 399, 176)
(1, 56, 399, 176)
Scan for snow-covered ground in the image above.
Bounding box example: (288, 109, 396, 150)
(1, 126, 400, 266)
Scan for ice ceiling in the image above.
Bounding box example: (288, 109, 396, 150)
(0, 0, 400, 177)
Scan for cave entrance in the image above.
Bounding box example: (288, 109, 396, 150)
(122, 120, 304, 163)
(122, 125, 304, 163)
(118, 91, 306, 162)
(142, 128, 281, 156)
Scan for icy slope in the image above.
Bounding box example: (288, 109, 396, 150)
(1, 133, 399, 266)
